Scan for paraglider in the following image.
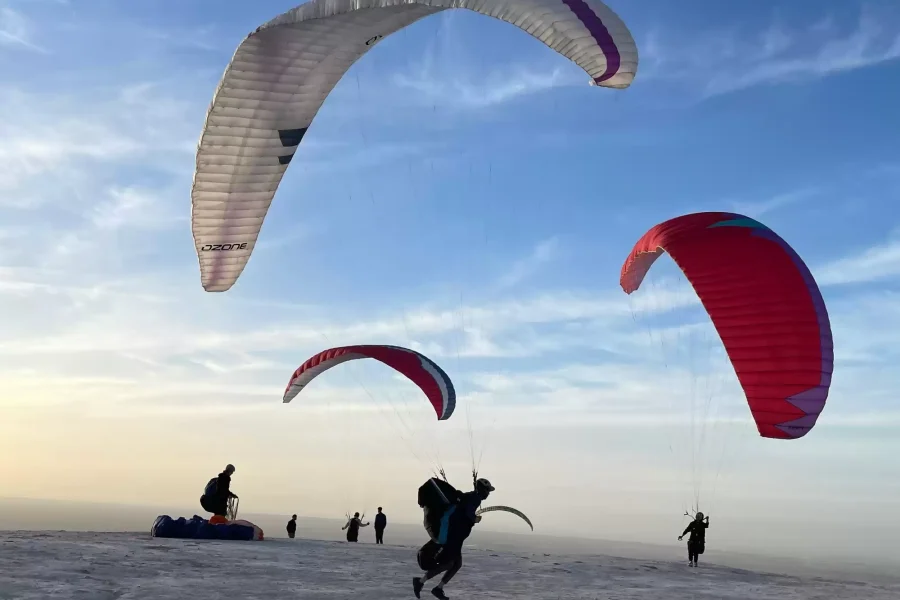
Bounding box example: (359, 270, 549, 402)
(283, 345, 456, 421)
(343, 512, 369, 543)
(414, 477, 496, 600)
(192, 0, 640, 292)
(199, 464, 238, 520)
(476, 505, 533, 531)
(620, 212, 833, 439)
(678, 512, 710, 568)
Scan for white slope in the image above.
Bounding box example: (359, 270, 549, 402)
(0, 531, 897, 600)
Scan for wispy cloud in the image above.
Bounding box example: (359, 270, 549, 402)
(0, 269, 892, 432)
(496, 237, 561, 290)
(815, 238, 900, 286)
(394, 65, 577, 110)
(390, 9, 581, 110)
(730, 187, 820, 219)
(90, 186, 185, 231)
(0, 6, 45, 52)
(643, 9, 900, 98)
(0, 82, 196, 203)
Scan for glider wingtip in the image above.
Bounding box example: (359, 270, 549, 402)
(202, 284, 234, 293)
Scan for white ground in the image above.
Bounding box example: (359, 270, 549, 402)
(0, 531, 897, 600)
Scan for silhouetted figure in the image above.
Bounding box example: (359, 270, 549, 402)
(374, 507, 387, 544)
(286, 514, 297, 539)
(342, 512, 369, 542)
(414, 478, 495, 600)
(679, 512, 710, 567)
(199, 464, 237, 518)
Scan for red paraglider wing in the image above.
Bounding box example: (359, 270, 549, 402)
(620, 212, 833, 439)
(283, 345, 456, 420)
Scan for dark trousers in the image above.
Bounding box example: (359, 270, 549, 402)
(423, 539, 464, 584)
(375, 528, 384, 544)
(200, 495, 227, 517)
(688, 539, 704, 563)
(425, 552, 462, 584)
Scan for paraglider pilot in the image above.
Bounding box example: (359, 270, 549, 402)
(343, 512, 369, 542)
(414, 477, 495, 600)
(678, 512, 709, 567)
(200, 464, 238, 518)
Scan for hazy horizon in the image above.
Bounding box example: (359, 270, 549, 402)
(2, 495, 897, 582)
(1, 0, 899, 584)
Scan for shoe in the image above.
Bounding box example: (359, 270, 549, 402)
(431, 588, 449, 600)
(413, 577, 424, 599)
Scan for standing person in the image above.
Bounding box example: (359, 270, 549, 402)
(286, 514, 297, 539)
(374, 507, 387, 544)
(199, 464, 237, 518)
(342, 512, 369, 542)
(678, 512, 710, 567)
(413, 477, 495, 600)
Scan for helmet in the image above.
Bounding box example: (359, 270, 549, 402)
(225, 464, 236, 473)
(475, 478, 495, 493)
(696, 512, 704, 519)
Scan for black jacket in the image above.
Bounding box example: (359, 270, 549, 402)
(286, 519, 297, 535)
(216, 471, 236, 500)
(374, 513, 387, 530)
(445, 491, 482, 547)
(344, 517, 367, 536)
(682, 520, 709, 543)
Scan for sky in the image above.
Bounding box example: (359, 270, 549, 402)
(1, 0, 899, 564)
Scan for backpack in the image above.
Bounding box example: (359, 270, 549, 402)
(417, 477, 461, 543)
(203, 477, 218, 497)
(416, 539, 443, 570)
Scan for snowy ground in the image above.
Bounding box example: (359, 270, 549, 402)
(0, 531, 897, 600)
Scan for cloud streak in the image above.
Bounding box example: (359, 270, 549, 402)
(496, 237, 561, 290)
(1, 232, 897, 420)
(641, 9, 900, 98)
(393, 65, 577, 110)
(729, 187, 821, 219)
(0, 82, 196, 204)
(0, 6, 45, 52)
(815, 238, 900, 286)
(389, 9, 583, 110)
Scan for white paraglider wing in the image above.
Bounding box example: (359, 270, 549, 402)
(476, 505, 533, 531)
(191, 0, 639, 292)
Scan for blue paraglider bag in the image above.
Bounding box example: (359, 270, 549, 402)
(418, 478, 460, 543)
(150, 515, 256, 541)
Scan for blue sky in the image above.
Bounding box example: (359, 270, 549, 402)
(1, 0, 899, 564)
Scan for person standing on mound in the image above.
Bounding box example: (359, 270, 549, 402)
(200, 464, 238, 518)
(374, 507, 387, 544)
(678, 512, 710, 567)
(342, 512, 369, 542)
(286, 514, 297, 539)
